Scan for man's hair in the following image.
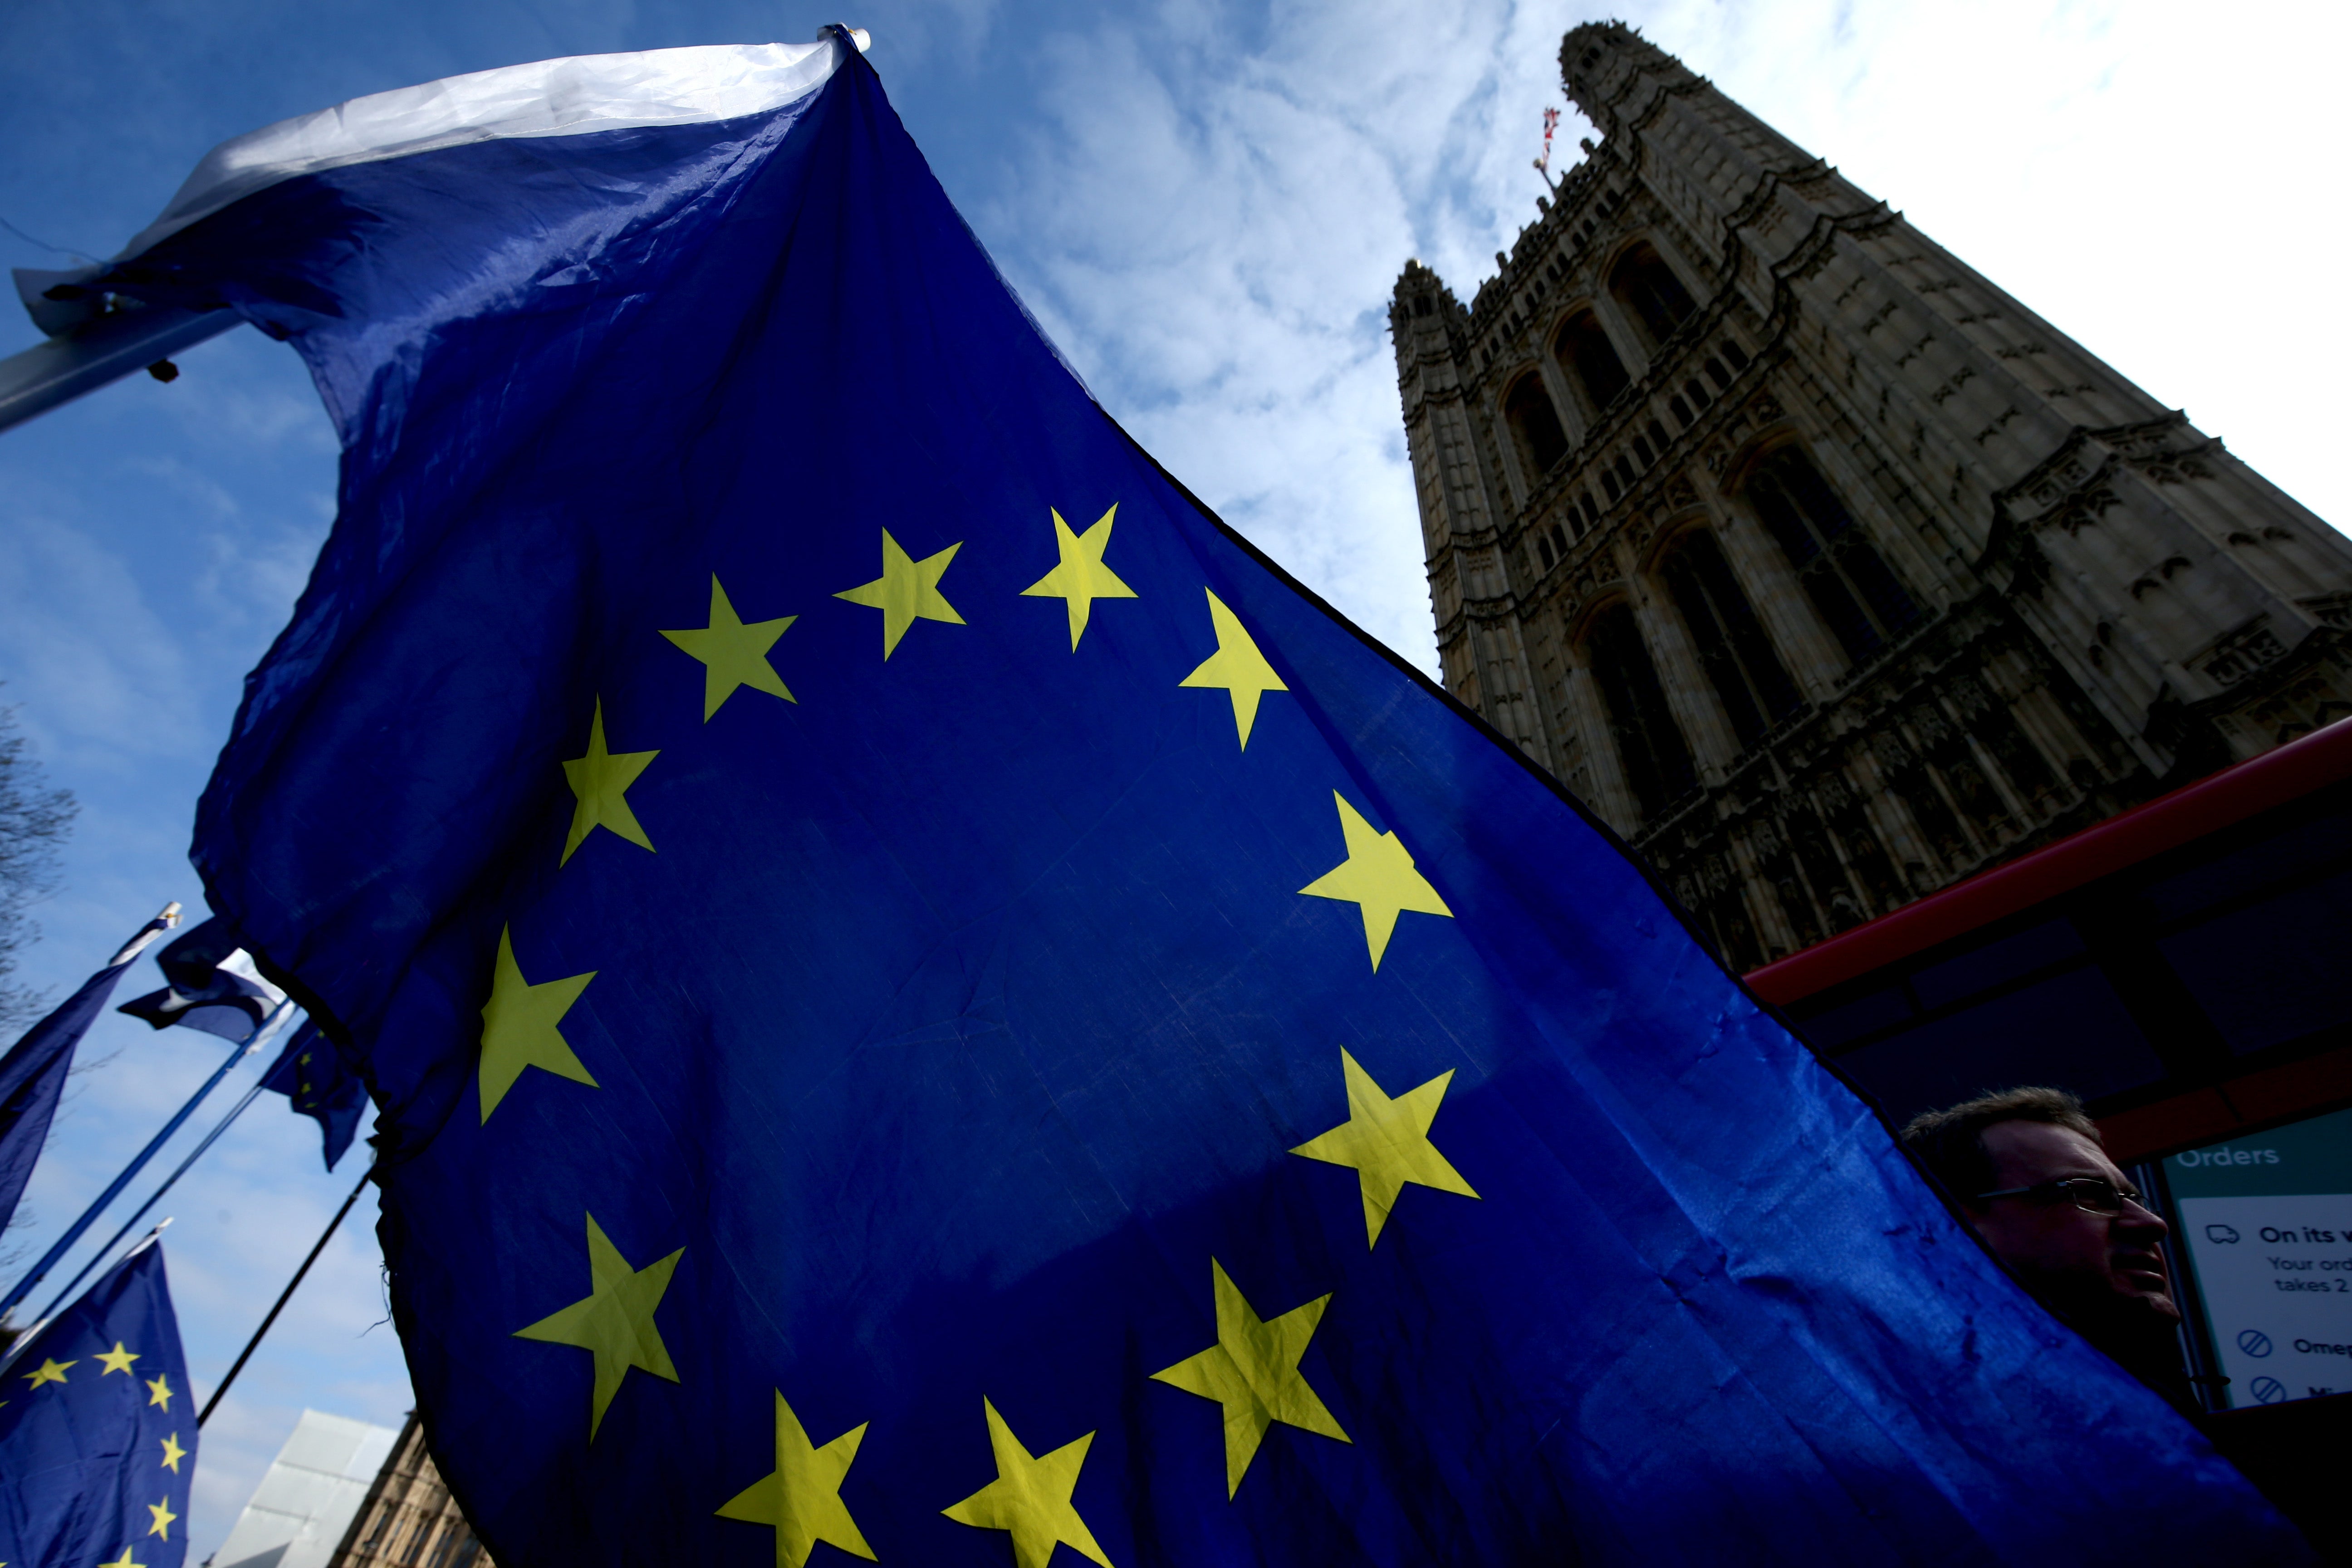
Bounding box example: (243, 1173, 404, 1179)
(1899, 1087, 2101, 1205)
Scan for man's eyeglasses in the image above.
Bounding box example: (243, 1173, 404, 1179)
(1974, 1176, 2146, 1216)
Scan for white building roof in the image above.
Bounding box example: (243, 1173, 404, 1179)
(211, 1408, 401, 1568)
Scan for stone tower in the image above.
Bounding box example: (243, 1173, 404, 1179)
(1390, 21, 2352, 970)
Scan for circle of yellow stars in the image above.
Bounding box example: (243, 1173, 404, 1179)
(475, 503, 1485, 1562)
(17, 1337, 190, 1560)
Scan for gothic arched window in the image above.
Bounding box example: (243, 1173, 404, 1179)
(1662, 530, 1803, 749)
(1743, 446, 1920, 663)
(1504, 374, 1569, 477)
(1584, 603, 1696, 819)
(1609, 244, 1697, 344)
(1554, 310, 1631, 416)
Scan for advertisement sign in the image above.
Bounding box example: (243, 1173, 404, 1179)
(2167, 1103, 2352, 1409)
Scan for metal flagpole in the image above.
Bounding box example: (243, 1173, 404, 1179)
(0, 995, 294, 1319)
(0, 1218, 171, 1379)
(0, 295, 240, 436)
(198, 1158, 375, 1428)
(1534, 106, 1560, 193)
(33, 1036, 289, 1322)
(106, 901, 184, 967)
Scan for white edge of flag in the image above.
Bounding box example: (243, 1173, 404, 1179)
(117, 35, 858, 262)
(218, 947, 289, 1008)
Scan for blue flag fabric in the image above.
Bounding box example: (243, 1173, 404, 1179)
(0, 1240, 195, 1568)
(117, 916, 284, 1042)
(0, 946, 152, 1235)
(260, 1020, 367, 1170)
(98, 36, 2302, 1567)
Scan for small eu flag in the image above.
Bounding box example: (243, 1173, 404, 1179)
(96, 32, 2301, 1567)
(0, 1239, 195, 1568)
(260, 1020, 368, 1171)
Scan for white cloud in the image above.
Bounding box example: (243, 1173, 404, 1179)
(977, 0, 1557, 667)
(868, 0, 1003, 75)
(966, 0, 2348, 691)
(0, 506, 209, 774)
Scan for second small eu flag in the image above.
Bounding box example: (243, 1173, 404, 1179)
(0, 1239, 196, 1568)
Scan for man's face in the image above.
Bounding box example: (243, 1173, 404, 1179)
(1966, 1121, 2180, 1326)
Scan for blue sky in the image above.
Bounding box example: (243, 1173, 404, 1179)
(2, 0, 2346, 1553)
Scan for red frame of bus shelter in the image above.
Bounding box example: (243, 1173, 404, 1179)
(1744, 716, 2352, 1163)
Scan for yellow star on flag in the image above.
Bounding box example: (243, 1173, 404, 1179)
(1020, 505, 1137, 649)
(95, 1341, 141, 1376)
(97, 1551, 142, 1568)
(662, 576, 798, 720)
(835, 529, 964, 658)
(1150, 1259, 1349, 1497)
(159, 1433, 187, 1473)
(22, 1358, 71, 1389)
(477, 925, 598, 1122)
(1290, 1049, 1479, 1246)
(145, 1373, 173, 1411)
(1178, 589, 1287, 748)
(1297, 792, 1452, 971)
(560, 697, 658, 865)
(716, 1390, 875, 1568)
(941, 1399, 1112, 1568)
(146, 1498, 177, 1540)
(514, 1213, 683, 1441)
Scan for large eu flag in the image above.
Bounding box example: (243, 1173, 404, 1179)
(0, 1240, 196, 1568)
(93, 32, 2300, 1566)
